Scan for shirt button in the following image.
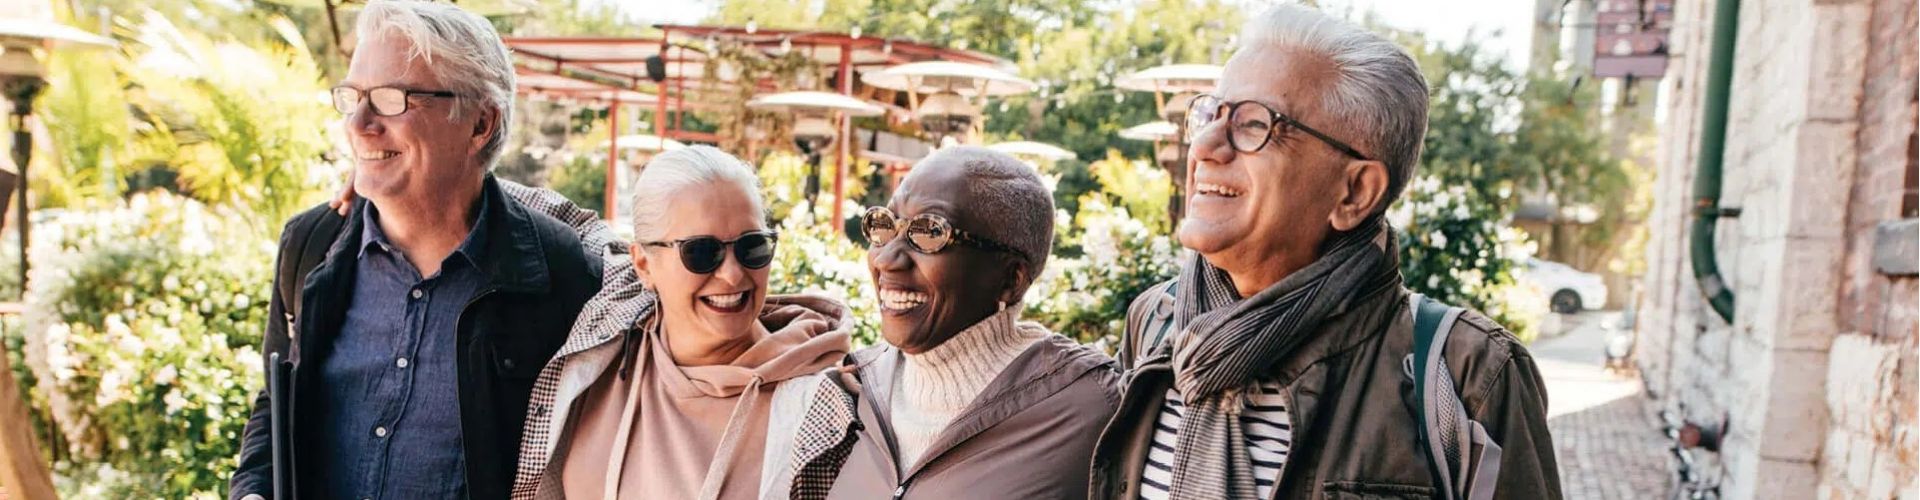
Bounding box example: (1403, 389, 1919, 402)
(374, 426, 388, 438)
(502, 358, 517, 370)
(396, 358, 409, 368)
(410, 289, 423, 299)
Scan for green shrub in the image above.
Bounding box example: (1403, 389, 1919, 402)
(1389, 176, 1545, 343)
(20, 192, 271, 498)
(767, 199, 883, 347)
(1025, 195, 1179, 349)
(549, 155, 608, 215)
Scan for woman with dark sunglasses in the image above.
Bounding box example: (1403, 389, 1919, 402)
(817, 146, 1121, 499)
(498, 145, 856, 500)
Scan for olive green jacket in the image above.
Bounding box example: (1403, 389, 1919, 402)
(1091, 281, 1564, 499)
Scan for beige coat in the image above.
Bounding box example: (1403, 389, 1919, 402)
(826, 334, 1121, 500)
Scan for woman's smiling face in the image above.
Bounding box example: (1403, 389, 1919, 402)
(866, 165, 1023, 355)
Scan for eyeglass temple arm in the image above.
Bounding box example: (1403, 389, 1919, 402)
(1275, 114, 1371, 161)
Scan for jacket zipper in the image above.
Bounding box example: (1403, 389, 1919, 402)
(450, 287, 498, 492)
(1267, 382, 1301, 500)
(1111, 362, 1171, 499)
(892, 478, 911, 500)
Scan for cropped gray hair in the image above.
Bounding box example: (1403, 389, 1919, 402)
(629, 145, 767, 242)
(354, 0, 516, 170)
(1238, 4, 1430, 207)
(907, 146, 1054, 278)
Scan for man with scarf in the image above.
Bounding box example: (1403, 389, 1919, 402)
(1088, 5, 1563, 500)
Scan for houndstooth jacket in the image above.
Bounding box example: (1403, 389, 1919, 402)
(497, 181, 863, 500)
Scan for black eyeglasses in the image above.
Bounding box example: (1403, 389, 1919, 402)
(861, 207, 1030, 262)
(1186, 94, 1372, 160)
(331, 86, 459, 117)
(639, 230, 779, 274)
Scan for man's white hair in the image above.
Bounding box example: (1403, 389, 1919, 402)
(629, 145, 767, 242)
(354, 0, 516, 170)
(905, 146, 1054, 278)
(1239, 4, 1430, 206)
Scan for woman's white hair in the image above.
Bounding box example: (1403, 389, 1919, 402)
(1238, 4, 1430, 206)
(629, 145, 767, 242)
(354, 0, 516, 170)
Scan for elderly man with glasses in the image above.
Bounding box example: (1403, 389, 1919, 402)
(1089, 5, 1562, 500)
(227, 2, 602, 499)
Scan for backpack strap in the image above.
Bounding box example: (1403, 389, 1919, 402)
(1143, 279, 1178, 353)
(1405, 294, 1502, 500)
(1122, 279, 1179, 368)
(274, 209, 346, 348)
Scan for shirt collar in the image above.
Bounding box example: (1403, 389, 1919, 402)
(357, 193, 493, 270)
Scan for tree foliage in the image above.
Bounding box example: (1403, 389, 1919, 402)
(35, 8, 335, 227)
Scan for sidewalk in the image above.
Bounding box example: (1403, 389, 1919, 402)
(1533, 312, 1672, 499)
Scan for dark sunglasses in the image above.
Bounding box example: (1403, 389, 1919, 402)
(639, 230, 779, 274)
(1186, 94, 1372, 160)
(331, 85, 459, 117)
(861, 207, 1030, 262)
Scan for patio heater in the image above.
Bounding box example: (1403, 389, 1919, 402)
(0, 2, 113, 495)
(1116, 64, 1221, 228)
(746, 90, 884, 223)
(862, 61, 1035, 147)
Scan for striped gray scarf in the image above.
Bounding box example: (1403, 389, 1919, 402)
(1163, 217, 1398, 499)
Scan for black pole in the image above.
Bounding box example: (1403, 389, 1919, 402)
(4, 77, 44, 299)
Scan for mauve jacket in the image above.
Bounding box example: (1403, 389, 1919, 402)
(826, 334, 1122, 500)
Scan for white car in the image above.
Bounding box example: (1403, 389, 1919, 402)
(1517, 258, 1608, 313)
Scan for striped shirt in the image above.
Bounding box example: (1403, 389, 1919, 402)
(1138, 381, 1292, 500)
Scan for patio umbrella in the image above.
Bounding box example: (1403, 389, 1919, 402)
(745, 90, 887, 116)
(1118, 121, 1180, 142)
(988, 141, 1076, 162)
(1114, 63, 1223, 93)
(860, 61, 1036, 97)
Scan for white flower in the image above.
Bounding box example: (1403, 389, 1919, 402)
(96, 367, 129, 407)
(44, 323, 77, 382)
(164, 389, 189, 414)
(155, 364, 179, 385)
(1428, 231, 1449, 248)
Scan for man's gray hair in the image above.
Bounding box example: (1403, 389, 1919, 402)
(355, 0, 516, 170)
(907, 146, 1054, 278)
(629, 146, 767, 242)
(1239, 4, 1429, 206)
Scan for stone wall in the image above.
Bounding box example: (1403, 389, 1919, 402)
(1634, 0, 1917, 497)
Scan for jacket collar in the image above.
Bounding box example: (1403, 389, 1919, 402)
(853, 333, 1114, 478)
(1138, 279, 1408, 386)
(326, 175, 553, 295)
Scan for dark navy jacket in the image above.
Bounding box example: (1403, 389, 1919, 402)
(229, 176, 602, 500)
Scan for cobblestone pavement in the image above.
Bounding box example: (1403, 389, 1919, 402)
(1534, 312, 1673, 500)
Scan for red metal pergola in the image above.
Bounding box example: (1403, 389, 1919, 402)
(502, 25, 1007, 226)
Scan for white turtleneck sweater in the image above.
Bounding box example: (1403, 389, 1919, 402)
(890, 306, 1049, 468)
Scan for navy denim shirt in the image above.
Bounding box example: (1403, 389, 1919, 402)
(309, 197, 492, 499)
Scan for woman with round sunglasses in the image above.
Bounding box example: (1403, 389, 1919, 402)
(821, 146, 1121, 499)
(496, 145, 857, 500)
